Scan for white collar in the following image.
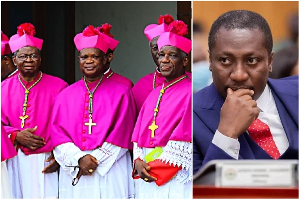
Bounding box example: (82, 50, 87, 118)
(8, 69, 18, 77)
(155, 67, 161, 74)
(104, 67, 111, 75)
(256, 84, 273, 113)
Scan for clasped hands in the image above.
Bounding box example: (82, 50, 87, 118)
(69, 154, 98, 186)
(14, 126, 59, 173)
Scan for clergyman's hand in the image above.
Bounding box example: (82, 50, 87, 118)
(15, 126, 46, 150)
(134, 159, 157, 183)
(78, 154, 98, 176)
(42, 151, 60, 173)
(218, 88, 260, 139)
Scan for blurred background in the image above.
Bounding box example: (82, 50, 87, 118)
(192, 1, 299, 93)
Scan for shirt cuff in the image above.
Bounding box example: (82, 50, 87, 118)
(212, 130, 240, 160)
(10, 131, 19, 146)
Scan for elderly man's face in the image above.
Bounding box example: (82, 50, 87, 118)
(209, 28, 273, 100)
(150, 36, 159, 68)
(13, 46, 41, 77)
(78, 48, 107, 80)
(158, 45, 188, 82)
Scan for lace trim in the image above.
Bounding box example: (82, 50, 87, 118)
(159, 140, 192, 183)
(133, 142, 144, 161)
(159, 140, 192, 169)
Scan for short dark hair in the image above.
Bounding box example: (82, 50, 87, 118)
(106, 48, 114, 55)
(1, 54, 12, 60)
(181, 50, 188, 58)
(208, 10, 273, 54)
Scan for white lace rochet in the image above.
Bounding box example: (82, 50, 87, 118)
(158, 140, 192, 183)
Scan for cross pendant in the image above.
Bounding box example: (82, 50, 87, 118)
(148, 121, 158, 138)
(84, 117, 96, 135)
(19, 115, 28, 128)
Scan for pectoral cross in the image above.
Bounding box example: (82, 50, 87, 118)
(149, 121, 158, 138)
(19, 115, 28, 128)
(85, 117, 96, 135)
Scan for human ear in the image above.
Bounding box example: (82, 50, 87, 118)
(183, 56, 189, 67)
(268, 51, 274, 72)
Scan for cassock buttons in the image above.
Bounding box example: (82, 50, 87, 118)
(82, 138, 86, 141)
(149, 141, 153, 145)
(82, 130, 86, 134)
(82, 146, 86, 150)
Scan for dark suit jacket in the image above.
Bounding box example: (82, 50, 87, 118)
(193, 76, 299, 174)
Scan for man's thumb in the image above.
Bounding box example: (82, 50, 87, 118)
(28, 126, 38, 132)
(91, 156, 99, 164)
(227, 88, 233, 95)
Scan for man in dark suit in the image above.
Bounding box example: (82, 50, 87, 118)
(193, 10, 298, 174)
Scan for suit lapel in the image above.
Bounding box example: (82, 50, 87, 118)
(268, 79, 298, 158)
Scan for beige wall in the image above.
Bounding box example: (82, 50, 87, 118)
(193, 1, 298, 55)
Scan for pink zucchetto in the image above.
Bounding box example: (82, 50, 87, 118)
(157, 20, 191, 54)
(98, 23, 119, 51)
(1, 31, 11, 55)
(74, 25, 109, 53)
(144, 14, 175, 42)
(9, 23, 43, 53)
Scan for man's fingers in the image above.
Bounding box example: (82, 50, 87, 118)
(45, 153, 54, 162)
(32, 139, 46, 147)
(31, 134, 45, 142)
(90, 156, 99, 164)
(229, 88, 254, 97)
(141, 170, 157, 182)
(42, 165, 49, 173)
(141, 168, 157, 181)
(27, 141, 45, 150)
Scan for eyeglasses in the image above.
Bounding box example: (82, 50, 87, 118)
(79, 55, 101, 61)
(16, 54, 40, 61)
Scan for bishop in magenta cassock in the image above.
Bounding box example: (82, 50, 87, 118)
(1, 31, 18, 81)
(99, 23, 134, 88)
(51, 25, 137, 199)
(1, 124, 17, 199)
(1, 23, 68, 198)
(131, 20, 192, 199)
(132, 14, 191, 112)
